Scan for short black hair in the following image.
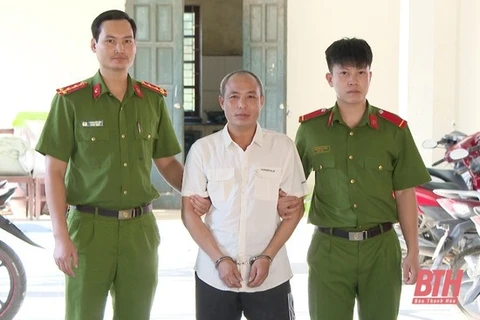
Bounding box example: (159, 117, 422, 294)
(325, 37, 373, 72)
(91, 10, 137, 41)
(219, 70, 265, 97)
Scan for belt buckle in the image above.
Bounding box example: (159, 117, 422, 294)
(348, 230, 368, 241)
(118, 209, 133, 220)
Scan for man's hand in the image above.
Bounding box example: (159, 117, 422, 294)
(277, 190, 302, 220)
(54, 234, 78, 277)
(217, 259, 242, 288)
(402, 251, 420, 284)
(248, 259, 270, 287)
(190, 195, 211, 216)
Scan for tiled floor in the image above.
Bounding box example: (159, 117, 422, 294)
(2, 212, 472, 319)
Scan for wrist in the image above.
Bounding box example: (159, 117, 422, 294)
(249, 254, 272, 266)
(214, 256, 234, 269)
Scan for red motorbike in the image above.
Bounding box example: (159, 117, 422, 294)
(397, 131, 480, 265)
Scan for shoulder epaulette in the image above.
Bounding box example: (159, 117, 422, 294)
(140, 81, 167, 97)
(56, 81, 88, 96)
(377, 109, 407, 129)
(298, 108, 330, 123)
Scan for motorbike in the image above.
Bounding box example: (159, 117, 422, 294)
(0, 181, 42, 320)
(427, 188, 480, 269)
(398, 140, 480, 266)
(422, 130, 480, 190)
(445, 206, 480, 318)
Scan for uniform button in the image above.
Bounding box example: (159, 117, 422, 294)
(121, 134, 126, 138)
(123, 162, 128, 167)
(378, 165, 383, 170)
(91, 137, 96, 141)
(120, 107, 123, 111)
(147, 134, 151, 139)
(123, 190, 128, 195)
(348, 155, 354, 160)
(349, 131, 354, 136)
(319, 165, 323, 170)
(353, 203, 358, 208)
(350, 179, 355, 184)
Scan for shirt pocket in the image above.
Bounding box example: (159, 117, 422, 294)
(75, 128, 111, 168)
(134, 120, 159, 162)
(206, 168, 235, 204)
(363, 156, 394, 195)
(312, 155, 338, 196)
(253, 167, 282, 201)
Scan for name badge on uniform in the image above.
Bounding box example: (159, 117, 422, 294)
(313, 145, 330, 154)
(81, 120, 104, 127)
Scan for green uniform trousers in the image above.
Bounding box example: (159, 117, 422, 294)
(307, 227, 402, 320)
(65, 209, 160, 320)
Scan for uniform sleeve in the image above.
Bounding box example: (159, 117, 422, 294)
(35, 94, 75, 163)
(280, 137, 309, 197)
(181, 141, 208, 197)
(392, 125, 431, 190)
(295, 124, 313, 180)
(152, 97, 182, 159)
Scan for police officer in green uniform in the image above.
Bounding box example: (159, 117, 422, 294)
(36, 10, 209, 320)
(295, 38, 431, 320)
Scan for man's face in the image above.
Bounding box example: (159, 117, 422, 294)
(219, 73, 264, 131)
(91, 19, 136, 72)
(325, 64, 372, 106)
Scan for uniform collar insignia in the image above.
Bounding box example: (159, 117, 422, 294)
(369, 114, 379, 130)
(327, 109, 334, 127)
(133, 83, 144, 98)
(92, 83, 102, 99)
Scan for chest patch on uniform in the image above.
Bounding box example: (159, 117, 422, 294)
(82, 120, 104, 127)
(313, 145, 330, 154)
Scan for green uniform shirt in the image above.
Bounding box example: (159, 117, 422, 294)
(296, 102, 431, 229)
(36, 71, 181, 210)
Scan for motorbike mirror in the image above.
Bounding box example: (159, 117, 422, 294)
(450, 148, 469, 161)
(422, 139, 438, 149)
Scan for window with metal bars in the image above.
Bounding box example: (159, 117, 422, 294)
(184, 5, 201, 118)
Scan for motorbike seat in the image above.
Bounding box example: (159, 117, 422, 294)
(427, 168, 468, 190)
(421, 181, 461, 191)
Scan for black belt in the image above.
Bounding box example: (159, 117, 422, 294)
(70, 203, 152, 220)
(317, 222, 393, 241)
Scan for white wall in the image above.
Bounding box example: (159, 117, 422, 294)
(404, 0, 460, 165)
(287, 0, 401, 139)
(457, 0, 480, 135)
(287, 0, 478, 168)
(0, 0, 125, 128)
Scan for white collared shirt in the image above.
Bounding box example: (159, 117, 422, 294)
(182, 124, 308, 292)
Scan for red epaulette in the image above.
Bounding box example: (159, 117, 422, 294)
(140, 81, 167, 97)
(377, 109, 407, 129)
(298, 108, 330, 123)
(56, 81, 88, 96)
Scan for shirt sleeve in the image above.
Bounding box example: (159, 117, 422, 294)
(280, 136, 309, 197)
(295, 124, 313, 180)
(181, 141, 208, 198)
(152, 97, 182, 159)
(35, 94, 75, 163)
(392, 125, 431, 190)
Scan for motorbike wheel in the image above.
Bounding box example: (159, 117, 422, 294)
(0, 240, 27, 320)
(451, 246, 480, 319)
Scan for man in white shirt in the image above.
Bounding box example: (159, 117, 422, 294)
(181, 70, 308, 320)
